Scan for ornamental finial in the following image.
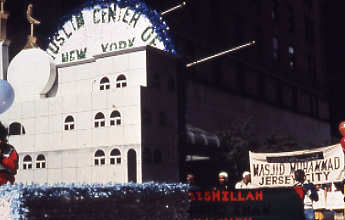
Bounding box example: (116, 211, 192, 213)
(0, 0, 9, 41)
(26, 4, 40, 37)
(24, 4, 40, 49)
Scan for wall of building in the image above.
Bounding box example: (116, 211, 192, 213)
(141, 48, 180, 183)
(172, 0, 331, 144)
(1, 48, 153, 184)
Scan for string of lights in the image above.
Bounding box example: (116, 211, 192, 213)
(186, 41, 255, 67)
(161, 2, 186, 16)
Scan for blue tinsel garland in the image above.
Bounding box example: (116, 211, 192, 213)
(44, 0, 176, 54)
(0, 182, 189, 220)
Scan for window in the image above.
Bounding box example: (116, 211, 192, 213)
(36, 154, 46, 169)
(307, 55, 316, 78)
(276, 81, 282, 105)
(310, 95, 319, 116)
(100, 77, 110, 90)
(304, 0, 312, 8)
(110, 149, 121, 164)
(142, 108, 151, 125)
(168, 78, 176, 93)
(94, 150, 105, 165)
(287, 6, 294, 33)
(255, 27, 263, 52)
(258, 72, 265, 98)
(288, 46, 296, 70)
(293, 88, 298, 110)
(210, 1, 221, 32)
(272, 36, 280, 61)
(8, 122, 25, 135)
(305, 18, 314, 44)
(142, 148, 151, 164)
(271, 0, 278, 21)
(23, 155, 32, 169)
(116, 74, 127, 88)
(110, 111, 121, 126)
(253, 0, 262, 13)
(212, 58, 223, 83)
(64, 116, 75, 130)
(234, 12, 244, 42)
(236, 63, 245, 92)
(154, 148, 162, 164)
(158, 111, 166, 127)
(152, 74, 160, 89)
(94, 112, 105, 127)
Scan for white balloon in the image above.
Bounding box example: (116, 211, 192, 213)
(0, 79, 15, 114)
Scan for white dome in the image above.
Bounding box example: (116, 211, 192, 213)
(7, 48, 56, 101)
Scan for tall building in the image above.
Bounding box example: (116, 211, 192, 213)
(162, 0, 331, 184)
(0, 0, 331, 185)
(322, 0, 345, 137)
(166, 0, 329, 140)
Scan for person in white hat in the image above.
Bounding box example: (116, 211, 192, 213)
(235, 171, 252, 189)
(213, 171, 230, 190)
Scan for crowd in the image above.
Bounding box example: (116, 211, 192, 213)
(186, 169, 345, 220)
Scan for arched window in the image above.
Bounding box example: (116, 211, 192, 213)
(168, 78, 175, 93)
(94, 150, 105, 165)
(64, 116, 75, 130)
(110, 111, 121, 126)
(142, 148, 151, 164)
(110, 149, 121, 164)
(8, 122, 25, 135)
(142, 108, 151, 125)
(36, 154, 46, 169)
(116, 74, 127, 88)
(152, 74, 160, 89)
(158, 111, 166, 127)
(127, 149, 137, 183)
(100, 77, 110, 90)
(154, 148, 162, 164)
(23, 155, 32, 169)
(94, 112, 105, 127)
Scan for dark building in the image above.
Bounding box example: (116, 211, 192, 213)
(322, 0, 345, 138)
(168, 0, 330, 186)
(169, 0, 330, 141)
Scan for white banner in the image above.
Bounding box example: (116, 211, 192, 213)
(313, 190, 326, 210)
(326, 191, 344, 210)
(249, 144, 344, 188)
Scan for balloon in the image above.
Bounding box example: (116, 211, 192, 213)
(0, 79, 14, 114)
(341, 137, 345, 152)
(339, 121, 345, 137)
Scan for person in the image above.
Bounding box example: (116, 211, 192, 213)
(235, 171, 252, 189)
(294, 169, 318, 220)
(314, 184, 325, 220)
(186, 174, 200, 191)
(0, 122, 18, 185)
(213, 171, 230, 190)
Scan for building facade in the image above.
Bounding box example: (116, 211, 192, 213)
(165, 0, 330, 142)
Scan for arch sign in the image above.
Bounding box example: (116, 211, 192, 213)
(46, 0, 174, 64)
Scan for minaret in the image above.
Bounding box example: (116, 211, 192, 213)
(0, 0, 10, 80)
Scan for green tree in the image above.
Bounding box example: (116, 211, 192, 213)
(215, 118, 255, 179)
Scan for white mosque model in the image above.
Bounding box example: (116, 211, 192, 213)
(0, 1, 180, 184)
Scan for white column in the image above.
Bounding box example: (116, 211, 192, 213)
(0, 40, 9, 80)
